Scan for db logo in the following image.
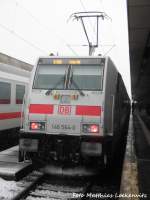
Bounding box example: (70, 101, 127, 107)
(58, 105, 71, 115)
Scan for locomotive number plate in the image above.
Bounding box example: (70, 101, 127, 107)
(47, 117, 80, 133)
(58, 105, 71, 115)
(51, 124, 76, 131)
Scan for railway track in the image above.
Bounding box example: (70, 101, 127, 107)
(3, 171, 45, 200)
(0, 146, 124, 200)
(11, 168, 120, 200)
(17, 176, 91, 200)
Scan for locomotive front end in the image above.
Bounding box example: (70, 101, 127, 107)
(19, 57, 107, 168)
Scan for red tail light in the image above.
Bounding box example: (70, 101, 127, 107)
(31, 122, 39, 130)
(82, 124, 99, 133)
(30, 122, 45, 130)
(90, 124, 99, 133)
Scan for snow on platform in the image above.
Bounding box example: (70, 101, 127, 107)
(0, 145, 18, 155)
(0, 146, 32, 181)
(0, 171, 43, 200)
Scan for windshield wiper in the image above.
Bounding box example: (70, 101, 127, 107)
(45, 77, 65, 96)
(65, 65, 72, 89)
(67, 66, 85, 96)
(71, 79, 85, 96)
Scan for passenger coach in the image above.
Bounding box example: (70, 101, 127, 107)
(0, 62, 30, 146)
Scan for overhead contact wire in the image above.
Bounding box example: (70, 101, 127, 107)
(0, 23, 47, 54)
(15, 0, 78, 56)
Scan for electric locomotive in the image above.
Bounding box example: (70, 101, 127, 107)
(19, 56, 130, 170)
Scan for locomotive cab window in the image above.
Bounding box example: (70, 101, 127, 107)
(16, 85, 25, 104)
(33, 65, 67, 89)
(70, 65, 103, 91)
(0, 81, 11, 104)
(33, 62, 104, 91)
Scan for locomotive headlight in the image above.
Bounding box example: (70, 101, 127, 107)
(82, 124, 99, 133)
(30, 122, 45, 130)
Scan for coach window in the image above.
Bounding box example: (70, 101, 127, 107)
(16, 85, 25, 104)
(0, 81, 11, 104)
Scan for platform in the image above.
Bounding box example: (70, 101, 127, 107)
(120, 112, 150, 199)
(0, 146, 32, 181)
(120, 114, 139, 199)
(134, 111, 150, 198)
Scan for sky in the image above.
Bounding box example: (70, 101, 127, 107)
(0, 0, 131, 96)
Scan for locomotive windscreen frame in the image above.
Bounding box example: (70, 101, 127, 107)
(33, 63, 104, 91)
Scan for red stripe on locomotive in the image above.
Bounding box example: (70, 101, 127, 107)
(29, 104, 54, 114)
(76, 105, 101, 116)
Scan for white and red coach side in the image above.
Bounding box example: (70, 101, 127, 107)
(19, 56, 130, 168)
(0, 63, 29, 132)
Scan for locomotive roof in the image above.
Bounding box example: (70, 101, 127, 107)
(37, 55, 108, 59)
(36, 56, 109, 66)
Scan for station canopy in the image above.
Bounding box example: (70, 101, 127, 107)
(128, 0, 150, 105)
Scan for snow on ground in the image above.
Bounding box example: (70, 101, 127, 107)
(0, 171, 41, 199)
(0, 177, 22, 199)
